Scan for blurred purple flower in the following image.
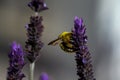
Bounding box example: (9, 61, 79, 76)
(72, 16, 95, 80)
(7, 41, 25, 80)
(39, 72, 49, 80)
(28, 0, 48, 12)
(25, 16, 44, 63)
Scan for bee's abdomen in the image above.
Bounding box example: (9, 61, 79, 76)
(60, 42, 78, 53)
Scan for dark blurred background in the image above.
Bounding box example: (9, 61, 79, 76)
(0, 0, 120, 80)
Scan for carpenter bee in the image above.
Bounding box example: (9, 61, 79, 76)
(48, 32, 78, 53)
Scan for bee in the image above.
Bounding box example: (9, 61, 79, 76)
(48, 32, 78, 53)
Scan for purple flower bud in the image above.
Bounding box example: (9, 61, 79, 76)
(25, 16, 44, 63)
(39, 72, 49, 80)
(7, 41, 25, 80)
(28, 0, 48, 12)
(72, 16, 95, 80)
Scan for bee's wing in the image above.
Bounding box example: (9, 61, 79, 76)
(48, 38, 62, 46)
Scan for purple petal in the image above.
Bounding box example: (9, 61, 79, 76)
(40, 72, 49, 80)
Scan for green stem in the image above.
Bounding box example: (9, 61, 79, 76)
(29, 62, 35, 80)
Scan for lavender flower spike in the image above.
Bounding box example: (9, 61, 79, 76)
(7, 41, 25, 80)
(25, 16, 44, 63)
(28, 0, 48, 12)
(72, 16, 95, 80)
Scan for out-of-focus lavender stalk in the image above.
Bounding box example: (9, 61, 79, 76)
(7, 41, 25, 80)
(25, 13, 44, 80)
(25, 0, 48, 80)
(72, 16, 95, 80)
(25, 15, 44, 63)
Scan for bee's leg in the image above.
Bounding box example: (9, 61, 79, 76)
(48, 38, 61, 46)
